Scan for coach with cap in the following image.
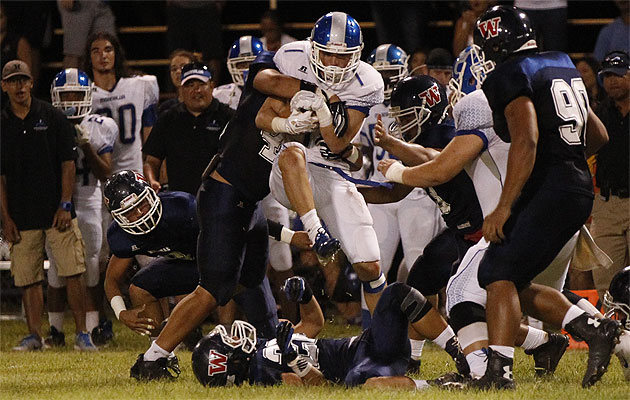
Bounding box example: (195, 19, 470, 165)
(143, 62, 234, 195)
(1, 60, 92, 350)
(591, 50, 630, 301)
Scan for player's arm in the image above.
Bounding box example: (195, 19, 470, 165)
(143, 155, 163, 192)
(81, 144, 112, 181)
(276, 320, 326, 386)
(484, 96, 538, 243)
(281, 277, 324, 338)
(104, 254, 154, 335)
(253, 68, 302, 99)
(584, 108, 608, 158)
(357, 183, 413, 204)
(255, 96, 292, 132)
(267, 219, 312, 250)
(280, 368, 326, 386)
(373, 115, 439, 166)
(363, 376, 417, 390)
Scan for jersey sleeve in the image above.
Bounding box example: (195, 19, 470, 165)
(482, 60, 533, 116)
(107, 225, 134, 259)
(141, 75, 160, 127)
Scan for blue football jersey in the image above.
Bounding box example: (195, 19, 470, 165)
(482, 52, 593, 196)
(107, 191, 198, 259)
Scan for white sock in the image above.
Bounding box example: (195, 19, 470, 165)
(48, 312, 65, 331)
(521, 326, 549, 350)
(576, 298, 601, 317)
(561, 306, 585, 329)
(466, 349, 488, 379)
(86, 311, 99, 333)
(433, 326, 456, 350)
(410, 339, 425, 360)
(144, 340, 171, 361)
(300, 209, 323, 243)
(490, 345, 514, 359)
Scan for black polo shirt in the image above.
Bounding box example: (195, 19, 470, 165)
(143, 98, 234, 195)
(595, 97, 629, 195)
(1, 97, 77, 230)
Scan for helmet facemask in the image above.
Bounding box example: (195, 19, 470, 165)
(309, 39, 363, 86)
(51, 70, 93, 120)
(604, 290, 630, 330)
(448, 45, 486, 107)
(375, 62, 408, 101)
(228, 56, 256, 86)
(389, 101, 432, 143)
(111, 186, 162, 235)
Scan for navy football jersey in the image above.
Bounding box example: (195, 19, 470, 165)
(107, 191, 198, 259)
(415, 122, 484, 235)
(216, 51, 280, 203)
(482, 52, 593, 196)
(249, 332, 362, 385)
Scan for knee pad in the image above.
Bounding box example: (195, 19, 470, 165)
(448, 301, 487, 334)
(84, 257, 100, 287)
(385, 282, 430, 323)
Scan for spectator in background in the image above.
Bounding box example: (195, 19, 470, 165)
(426, 48, 453, 87)
(143, 62, 233, 196)
(514, 0, 567, 52)
(1, 61, 94, 351)
(259, 9, 297, 52)
(575, 56, 605, 110)
(408, 47, 429, 76)
(591, 51, 630, 303)
(452, 0, 494, 56)
(594, 0, 630, 61)
(166, 0, 224, 82)
(158, 49, 197, 117)
(57, 0, 117, 69)
(0, 4, 33, 76)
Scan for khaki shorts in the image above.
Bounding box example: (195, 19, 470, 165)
(10, 218, 86, 287)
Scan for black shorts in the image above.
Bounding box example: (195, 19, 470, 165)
(131, 258, 198, 299)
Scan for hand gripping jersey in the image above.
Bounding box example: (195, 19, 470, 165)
(212, 83, 243, 110)
(92, 75, 159, 173)
(452, 89, 510, 217)
(107, 191, 198, 260)
(273, 41, 384, 169)
(482, 52, 593, 197)
(74, 113, 118, 205)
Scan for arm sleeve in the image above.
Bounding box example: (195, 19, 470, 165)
(482, 62, 533, 116)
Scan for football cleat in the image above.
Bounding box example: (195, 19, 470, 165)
(74, 331, 98, 351)
(91, 318, 114, 346)
(614, 330, 630, 381)
(313, 227, 341, 265)
(445, 336, 471, 376)
(565, 314, 623, 388)
(44, 326, 66, 348)
(130, 354, 180, 381)
(524, 332, 569, 376)
(469, 348, 515, 390)
(428, 372, 470, 389)
(12, 334, 44, 351)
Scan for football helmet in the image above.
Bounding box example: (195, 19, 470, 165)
(309, 11, 363, 86)
(473, 5, 537, 64)
(604, 266, 630, 330)
(103, 170, 162, 235)
(367, 44, 408, 101)
(448, 45, 487, 107)
(227, 35, 264, 86)
(191, 321, 257, 387)
(389, 75, 449, 143)
(51, 68, 93, 120)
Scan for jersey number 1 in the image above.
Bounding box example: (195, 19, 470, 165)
(550, 78, 588, 146)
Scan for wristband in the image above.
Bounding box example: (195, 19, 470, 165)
(110, 295, 126, 320)
(272, 117, 288, 134)
(385, 162, 406, 184)
(346, 146, 361, 164)
(300, 80, 317, 93)
(59, 201, 72, 212)
(280, 226, 295, 244)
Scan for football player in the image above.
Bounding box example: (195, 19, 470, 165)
(46, 68, 117, 349)
(190, 278, 459, 389)
(254, 12, 387, 316)
(468, 6, 614, 389)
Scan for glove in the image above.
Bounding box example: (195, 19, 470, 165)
(275, 320, 297, 362)
(285, 110, 319, 135)
(75, 124, 90, 146)
(290, 90, 326, 113)
(281, 276, 313, 304)
(318, 139, 351, 161)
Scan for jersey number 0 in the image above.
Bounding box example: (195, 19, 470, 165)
(550, 78, 588, 146)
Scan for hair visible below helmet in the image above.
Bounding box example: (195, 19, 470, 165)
(604, 266, 630, 330)
(389, 75, 449, 143)
(103, 170, 162, 235)
(367, 44, 408, 101)
(309, 11, 363, 86)
(473, 5, 537, 65)
(51, 68, 93, 120)
(227, 36, 264, 86)
(448, 45, 487, 108)
(192, 321, 257, 387)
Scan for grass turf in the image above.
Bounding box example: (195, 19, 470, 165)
(1, 317, 628, 399)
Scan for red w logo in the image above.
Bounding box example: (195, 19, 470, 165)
(478, 17, 501, 40)
(419, 83, 441, 108)
(208, 350, 228, 376)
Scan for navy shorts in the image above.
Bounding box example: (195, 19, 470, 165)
(196, 177, 269, 305)
(131, 258, 198, 299)
(478, 189, 592, 290)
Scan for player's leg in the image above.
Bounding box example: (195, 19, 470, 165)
(44, 257, 67, 347)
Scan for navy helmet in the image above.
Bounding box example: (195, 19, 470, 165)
(604, 266, 630, 330)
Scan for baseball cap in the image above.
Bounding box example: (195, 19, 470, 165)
(181, 62, 212, 85)
(598, 50, 629, 78)
(2, 60, 32, 80)
(426, 48, 453, 70)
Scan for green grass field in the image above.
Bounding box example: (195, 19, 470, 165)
(1, 317, 628, 399)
